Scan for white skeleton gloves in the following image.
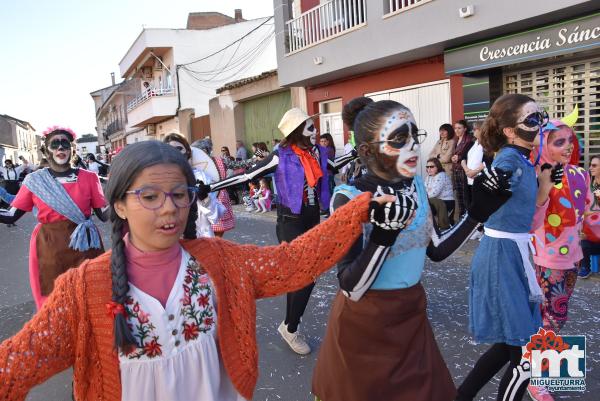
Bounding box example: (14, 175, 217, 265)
(368, 186, 417, 246)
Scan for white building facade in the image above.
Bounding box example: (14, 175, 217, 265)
(118, 15, 277, 144)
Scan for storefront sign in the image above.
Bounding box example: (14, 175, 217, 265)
(462, 74, 490, 122)
(445, 13, 600, 74)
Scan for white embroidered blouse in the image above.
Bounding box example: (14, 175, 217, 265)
(119, 250, 245, 401)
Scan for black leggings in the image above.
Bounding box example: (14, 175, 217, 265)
(456, 343, 529, 401)
(276, 204, 321, 333)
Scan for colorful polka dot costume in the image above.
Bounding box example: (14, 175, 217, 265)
(531, 108, 590, 268)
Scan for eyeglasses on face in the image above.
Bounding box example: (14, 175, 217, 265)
(426, 165, 436, 169)
(125, 184, 197, 210)
(369, 123, 427, 149)
(517, 110, 549, 129)
(49, 139, 71, 150)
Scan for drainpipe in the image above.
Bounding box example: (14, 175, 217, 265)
(176, 64, 182, 113)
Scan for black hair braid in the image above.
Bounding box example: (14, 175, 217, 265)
(183, 201, 198, 240)
(110, 215, 136, 351)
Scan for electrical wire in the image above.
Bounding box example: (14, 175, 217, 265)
(180, 34, 274, 90)
(181, 30, 274, 83)
(179, 16, 273, 67)
(181, 27, 274, 76)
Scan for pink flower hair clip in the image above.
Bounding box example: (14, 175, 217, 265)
(42, 125, 77, 141)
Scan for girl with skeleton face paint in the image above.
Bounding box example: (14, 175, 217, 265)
(0, 127, 109, 310)
(455, 94, 564, 401)
(207, 108, 359, 355)
(312, 97, 514, 401)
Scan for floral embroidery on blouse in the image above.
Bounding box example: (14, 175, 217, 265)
(123, 297, 163, 359)
(180, 257, 215, 342)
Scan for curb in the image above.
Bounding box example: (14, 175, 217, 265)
(231, 204, 278, 221)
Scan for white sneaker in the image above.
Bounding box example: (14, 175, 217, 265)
(277, 321, 311, 355)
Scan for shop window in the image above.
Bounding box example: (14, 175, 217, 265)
(503, 55, 600, 166)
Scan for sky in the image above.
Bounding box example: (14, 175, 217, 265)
(0, 0, 275, 136)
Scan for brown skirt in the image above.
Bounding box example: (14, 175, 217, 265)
(36, 220, 104, 295)
(312, 283, 456, 401)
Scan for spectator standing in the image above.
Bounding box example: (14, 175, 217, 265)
(236, 140, 248, 160)
(461, 121, 493, 208)
(429, 124, 456, 176)
(451, 119, 474, 217)
(85, 153, 100, 174)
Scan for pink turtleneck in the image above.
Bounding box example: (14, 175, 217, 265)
(124, 234, 182, 307)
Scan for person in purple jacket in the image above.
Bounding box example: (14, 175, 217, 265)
(210, 108, 356, 354)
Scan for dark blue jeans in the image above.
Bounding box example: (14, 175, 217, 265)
(580, 239, 600, 269)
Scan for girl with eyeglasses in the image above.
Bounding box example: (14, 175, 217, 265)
(455, 94, 562, 401)
(312, 97, 514, 401)
(0, 127, 108, 310)
(0, 140, 395, 401)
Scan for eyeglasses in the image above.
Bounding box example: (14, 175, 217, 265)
(49, 139, 71, 150)
(368, 123, 427, 149)
(426, 165, 436, 169)
(125, 184, 197, 210)
(517, 110, 549, 128)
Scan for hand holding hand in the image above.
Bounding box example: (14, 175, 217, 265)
(468, 166, 513, 223)
(369, 186, 417, 246)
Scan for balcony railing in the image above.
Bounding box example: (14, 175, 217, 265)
(286, 0, 366, 54)
(106, 120, 124, 137)
(127, 87, 175, 112)
(384, 0, 431, 17)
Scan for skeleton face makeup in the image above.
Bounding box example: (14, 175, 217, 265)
(303, 120, 316, 137)
(46, 133, 72, 166)
(547, 127, 575, 165)
(515, 101, 545, 143)
(372, 110, 422, 178)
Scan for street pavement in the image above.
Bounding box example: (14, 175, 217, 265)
(0, 209, 598, 401)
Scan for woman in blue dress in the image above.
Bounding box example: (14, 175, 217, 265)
(455, 94, 560, 401)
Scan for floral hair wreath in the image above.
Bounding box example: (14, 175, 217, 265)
(42, 125, 77, 141)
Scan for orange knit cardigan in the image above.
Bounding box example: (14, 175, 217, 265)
(0, 192, 370, 401)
